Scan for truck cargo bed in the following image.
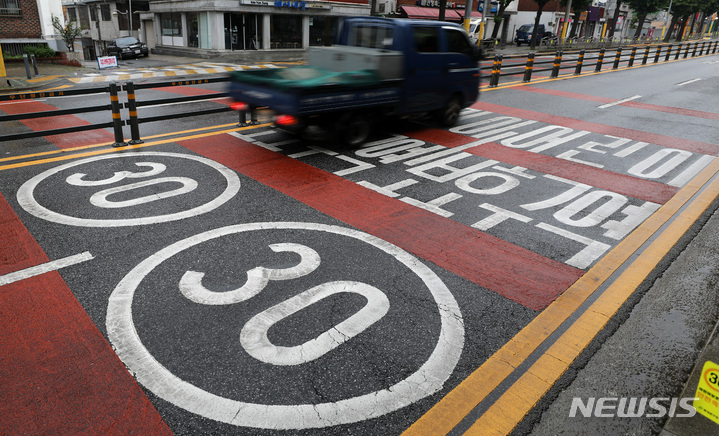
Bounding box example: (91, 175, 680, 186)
(228, 67, 403, 116)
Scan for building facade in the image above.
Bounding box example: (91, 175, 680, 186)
(140, 0, 371, 57)
(1, 0, 65, 54)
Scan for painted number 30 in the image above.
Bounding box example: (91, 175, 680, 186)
(66, 162, 198, 208)
(179, 243, 390, 366)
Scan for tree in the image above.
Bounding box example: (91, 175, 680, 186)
(490, 0, 516, 39)
(51, 14, 82, 52)
(529, 0, 551, 47)
(559, 0, 593, 38)
(626, 0, 670, 38)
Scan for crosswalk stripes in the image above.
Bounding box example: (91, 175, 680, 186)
(68, 62, 279, 84)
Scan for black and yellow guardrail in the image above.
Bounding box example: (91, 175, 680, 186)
(0, 76, 260, 146)
(483, 40, 719, 88)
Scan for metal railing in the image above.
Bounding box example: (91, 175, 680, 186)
(484, 40, 719, 88)
(1, 41, 717, 144)
(0, 77, 257, 145)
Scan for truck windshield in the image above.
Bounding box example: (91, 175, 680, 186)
(347, 25, 394, 49)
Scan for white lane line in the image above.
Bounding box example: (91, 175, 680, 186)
(0, 252, 94, 286)
(597, 95, 642, 109)
(676, 78, 703, 86)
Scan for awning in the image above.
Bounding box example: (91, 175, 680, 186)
(400, 6, 463, 21)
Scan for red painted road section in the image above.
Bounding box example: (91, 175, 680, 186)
(403, 128, 678, 205)
(0, 194, 171, 435)
(181, 134, 584, 311)
(518, 86, 719, 120)
(0, 100, 116, 149)
(472, 101, 719, 156)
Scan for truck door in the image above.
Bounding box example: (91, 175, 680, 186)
(404, 25, 448, 112)
(441, 26, 480, 106)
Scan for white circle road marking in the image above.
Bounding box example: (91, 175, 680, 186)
(17, 152, 240, 227)
(106, 222, 465, 429)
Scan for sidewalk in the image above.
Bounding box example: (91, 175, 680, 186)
(0, 53, 286, 93)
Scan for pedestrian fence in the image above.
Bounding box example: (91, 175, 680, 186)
(485, 40, 719, 87)
(0, 76, 261, 146)
(1, 40, 717, 144)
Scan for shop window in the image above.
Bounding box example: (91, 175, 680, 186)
(225, 13, 262, 50)
(270, 15, 301, 49)
(161, 12, 183, 46)
(188, 12, 199, 47)
(309, 16, 338, 46)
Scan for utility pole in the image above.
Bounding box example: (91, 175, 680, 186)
(464, 0, 473, 30)
(480, 0, 490, 39)
(661, 0, 673, 39)
(562, 0, 573, 42)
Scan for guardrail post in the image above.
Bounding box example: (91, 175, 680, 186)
(692, 42, 698, 57)
(665, 44, 672, 61)
(642, 45, 650, 64)
(684, 43, 690, 58)
(490, 54, 503, 87)
(675, 43, 682, 59)
(250, 105, 259, 125)
(22, 54, 33, 79)
(654, 45, 662, 63)
(575, 49, 585, 75)
(125, 82, 143, 145)
(550, 50, 562, 78)
(489, 54, 498, 87)
(613, 47, 622, 69)
(30, 54, 39, 75)
(109, 82, 127, 147)
(699, 42, 705, 56)
(237, 106, 248, 127)
(713, 41, 718, 54)
(523, 52, 535, 82)
(628, 47, 637, 67)
(595, 48, 605, 72)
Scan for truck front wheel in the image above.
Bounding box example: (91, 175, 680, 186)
(437, 95, 462, 127)
(338, 112, 371, 146)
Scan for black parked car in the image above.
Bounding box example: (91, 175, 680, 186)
(107, 37, 149, 60)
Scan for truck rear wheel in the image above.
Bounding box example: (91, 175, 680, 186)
(437, 95, 462, 127)
(338, 112, 371, 146)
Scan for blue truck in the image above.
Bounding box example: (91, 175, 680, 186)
(228, 17, 482, 145)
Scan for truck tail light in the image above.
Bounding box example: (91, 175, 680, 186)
(276, 115, 298, 126)
(230, 102, 247, 111)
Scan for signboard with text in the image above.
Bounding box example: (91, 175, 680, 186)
(98, 56, 119, 69)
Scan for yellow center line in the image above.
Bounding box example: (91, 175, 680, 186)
(403, 156, 719, 436)
(465, 157, 719, 435)
(0, 121, 264, 164)
(0, 123, 271, 171)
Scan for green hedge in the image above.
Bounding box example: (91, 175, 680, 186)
(23, 46, 56, 58)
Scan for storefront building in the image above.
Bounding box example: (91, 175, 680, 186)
(143, 0, 371, 56)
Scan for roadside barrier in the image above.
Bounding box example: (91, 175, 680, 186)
(1, 41, 717, 141)
(482, 40, 718, 88)
(0, 76, 260, 145)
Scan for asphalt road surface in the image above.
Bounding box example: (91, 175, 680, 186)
(1, 48, 719, 435)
